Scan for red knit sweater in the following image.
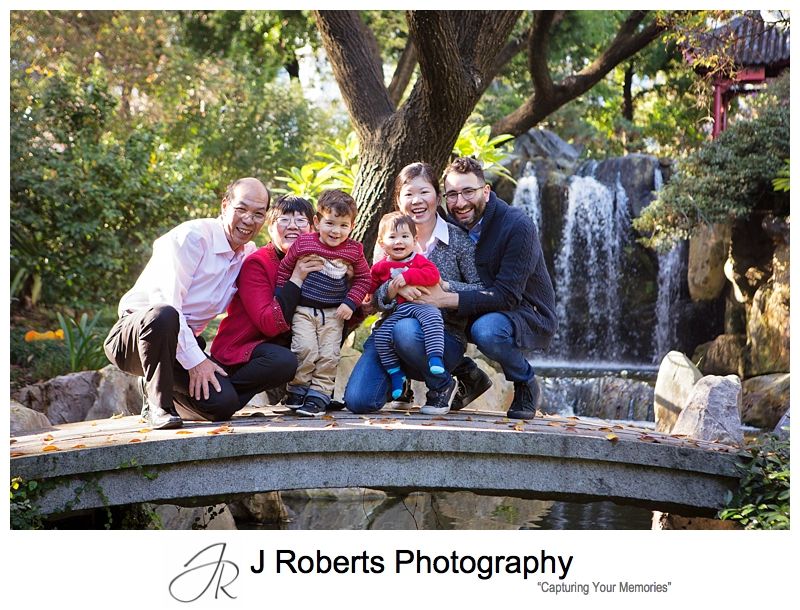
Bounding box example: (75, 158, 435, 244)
(370, 253, 441, 303)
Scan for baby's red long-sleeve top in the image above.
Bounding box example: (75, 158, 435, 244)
(370, 253, 441, 303)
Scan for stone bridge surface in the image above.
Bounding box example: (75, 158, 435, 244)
(10, 405, 742, 517)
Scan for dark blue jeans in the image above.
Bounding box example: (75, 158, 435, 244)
(469, 312, 535, 383)
(344, 318, 465, 413)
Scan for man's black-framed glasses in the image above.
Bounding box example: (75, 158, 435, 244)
(443, 185, 485, 204)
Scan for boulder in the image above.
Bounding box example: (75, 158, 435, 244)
(741, 373, 790, 429)
(653, 352, 703, 433)
(671, 375, 744, 446)
(746, 249, 789, 375)
(692, 334, 745, 377)
(87, 365, 142, 420)
(652, 512, 740, 530)
(13, 370, 99, 424)
(153, 503, 237, 530)
(10, 400, 54, 436)
(688, 223, 731, 301)
(227, 492, 288, 524)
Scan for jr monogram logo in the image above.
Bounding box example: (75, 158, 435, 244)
(169, 542, 240, 603)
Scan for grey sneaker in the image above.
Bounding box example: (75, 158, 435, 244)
(507, 378, 540, 420)
(144, 403, 183, 430)
(297, 395, 327, 418)
(451, 365, 492, 411)
(420, 377, 458, 415)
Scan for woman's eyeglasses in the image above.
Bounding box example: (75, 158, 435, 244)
(276, 216, 310, 228)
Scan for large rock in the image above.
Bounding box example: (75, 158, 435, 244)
(227, 492, 288, 524)
(687, 223, 731, 301)
(153, 503, 237, 530)
(653, 351, 703, 433)
(692, 334, 745, 376)
(87, 365, 143, 419)
(741, 373, 790, 429)
(671, 375, 744, 446)
(13, 370, 99, 424)
(746, 241, 789, 375)
(10, 400, 54, 436)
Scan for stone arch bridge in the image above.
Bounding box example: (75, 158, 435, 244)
(10, 406, 742, 518)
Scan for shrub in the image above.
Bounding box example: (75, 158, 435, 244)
(718, 432, 790, 530)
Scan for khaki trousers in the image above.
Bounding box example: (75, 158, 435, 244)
(290, 306, 343, 398)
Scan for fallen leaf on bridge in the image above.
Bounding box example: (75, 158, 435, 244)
(547, 422, 560, 427)
(511, 422, 526, 431)
(598, 426, 613, 432)
(605, 433, 619, 442)
(138, 428, 152, 433)
(72, 444, 87, 449)
(42, 445, 59, 452)
(209, 425, 234, 435)
(324, 422, 338, 429)
(421, 422, 435, 426)
(111, 413, 124, 419)
(494, 419, 510, 424)
(431, 416, 447, 421)
(11, 452, 25, 457)
(567, 416, 579, 420)
(43, 434, 54, 441)
(175, 430, 193, 435)
(129, 439, 142, 443)
(465, 416, 473, 421)
(322, 415, 335, 420)
(10, 439, 17, 444)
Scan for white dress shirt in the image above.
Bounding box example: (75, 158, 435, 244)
(118, 218, 256, 370)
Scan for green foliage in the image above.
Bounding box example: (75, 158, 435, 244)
(718, 432, 790, 530)
(773, 159, 790, 192)
(10, 60, 206, 308)
(633, 81, 790, 251)
(10, 330, 70, 387)
(10, 477, 44, 530)
(56, 312, 109, 372)
(452, 123, 515, 183)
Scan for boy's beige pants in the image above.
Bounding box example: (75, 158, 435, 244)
(289, 306, 343, 397)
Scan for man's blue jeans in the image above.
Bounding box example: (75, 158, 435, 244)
(469, 312, 534, 383)
(344, 318, 465, 413)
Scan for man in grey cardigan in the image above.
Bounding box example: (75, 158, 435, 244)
(418, 157, 557, 419)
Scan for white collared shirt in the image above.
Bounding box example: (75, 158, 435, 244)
(118, 218, 256, 370)
(420, 214, 451, 257)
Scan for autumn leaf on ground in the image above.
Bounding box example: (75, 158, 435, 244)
(324, 422, 338, 429)
(547, 421, 561, 427)
(209, 425, 233, 435)
(494, 419, 510, 424)
(129, 438, 143, 443)
(421, 422, 435, 426)
(111, 413, 124, 419)
(138, 428, 153, 433)
(42, 445, 59, 452)
(605, 433, 619, 442)
(322, 415, 335, 420)
(431, 416, 447, 421)
(567, 416, 580, 420)
(598, 426, 613, 432)
(511, 422, 525, 431)
(72, 444, 87, 449)
(11, 452, 26, 457)
(175, 430, 193, 435)
(10, 439, 17, 444)
(465, 416, 473, 421)
(43, 434, 54, 441)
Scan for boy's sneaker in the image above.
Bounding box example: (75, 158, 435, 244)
(451, 366, 492, 411)
(326, 399, 346, 411)
(283, 392, 306, 410)
(420, 377, 458, 415)
(297, 395, 327, 418)
(506, 378, 541, 420)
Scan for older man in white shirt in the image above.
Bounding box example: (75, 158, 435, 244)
(104, 177, 270, 429)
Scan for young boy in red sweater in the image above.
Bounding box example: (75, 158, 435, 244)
(371, 212, 448, 400)
(276, 189, 371, 416)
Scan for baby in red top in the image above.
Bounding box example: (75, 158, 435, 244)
(370, 212, 448, 400)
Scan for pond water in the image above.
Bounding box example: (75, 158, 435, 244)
(243, 490, 654, 530)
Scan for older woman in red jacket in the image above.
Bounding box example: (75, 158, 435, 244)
(210, 195, 321, 408)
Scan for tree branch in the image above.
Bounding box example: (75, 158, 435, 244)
(314, 11, 393, 136)
(491, 11, 668, 136)
(387, 36, 418, 108)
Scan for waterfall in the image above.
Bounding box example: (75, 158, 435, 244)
(511, 164, 541, 235)
(553, 175, 629, 361)
(652, 244, 682, 363)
